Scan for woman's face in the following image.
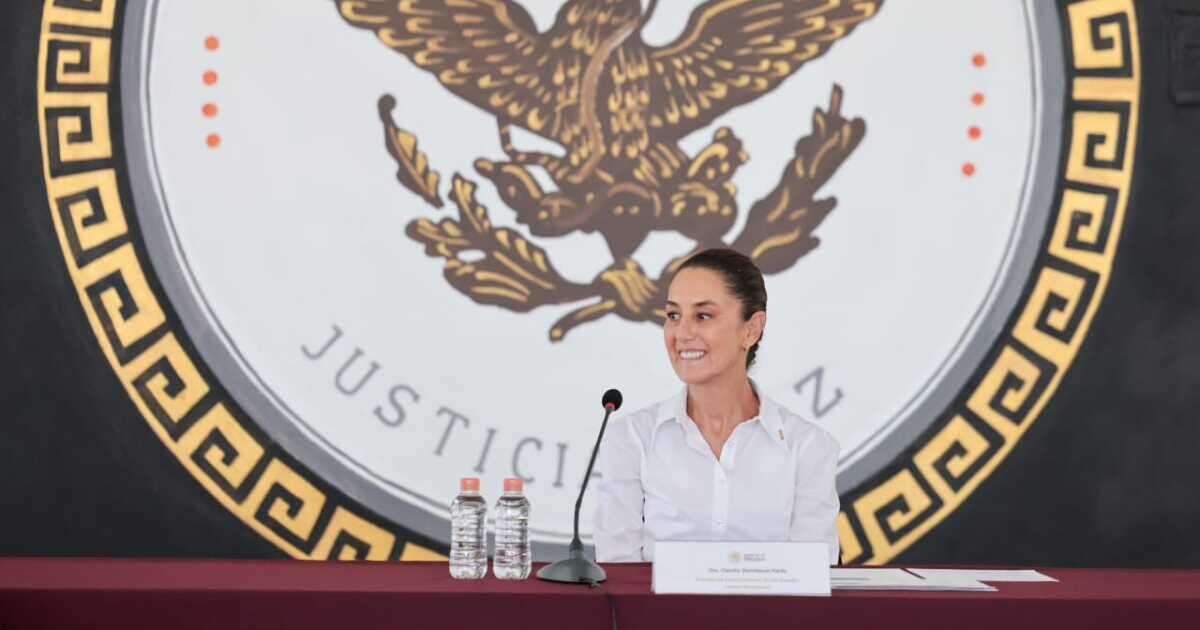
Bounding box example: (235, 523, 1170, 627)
(664, 267, 765, 386)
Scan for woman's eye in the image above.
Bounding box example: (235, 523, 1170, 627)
(666, 312, 680, 321)
(698, 313, 712, 320)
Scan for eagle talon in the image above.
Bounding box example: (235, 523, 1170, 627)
(473, 158, 592, 237)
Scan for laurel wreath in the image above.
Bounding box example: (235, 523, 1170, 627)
(380, 85, 865, 341)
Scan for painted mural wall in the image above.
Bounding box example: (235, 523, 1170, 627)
(3, 0, 1199, 567)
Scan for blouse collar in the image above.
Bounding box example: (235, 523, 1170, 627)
(654, 379, 788, 449)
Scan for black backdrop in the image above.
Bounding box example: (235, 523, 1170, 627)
(2, 1, 1199, 566)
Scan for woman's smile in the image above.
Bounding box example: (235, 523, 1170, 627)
(664, 266, 758, 385)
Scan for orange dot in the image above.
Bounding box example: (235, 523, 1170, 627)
(968, 126, 982, 140)
(962, 162, 976, 177)
(206, 133, 221, 149)
(972, 53, 987, 68)
(204, 36, 220, 51)
(971, 92, 986, 106)
(203, 70, 218, 86)
(202, 103, 218, 118)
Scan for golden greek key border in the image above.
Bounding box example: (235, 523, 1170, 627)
(36, 0, 1139, 564)
(36, 0, 442, 562)
(837, 0, 1141, 564)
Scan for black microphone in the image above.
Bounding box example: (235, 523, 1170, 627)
(536, 388, 623, 584)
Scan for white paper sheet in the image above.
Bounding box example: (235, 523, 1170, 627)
(831, 568, 1056, 592)
(831, 568, 928, 590)
(908, 569, 1058, 583)
(831, 568, 996, 592)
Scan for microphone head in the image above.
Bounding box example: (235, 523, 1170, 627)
(602, 388, 623, 412)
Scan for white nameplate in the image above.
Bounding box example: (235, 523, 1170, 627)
(652, 541, 831, 596)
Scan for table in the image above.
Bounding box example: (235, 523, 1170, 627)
(1, 558, 1198, 629)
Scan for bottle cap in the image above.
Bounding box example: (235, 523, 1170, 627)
(503, 478, 524, 493)
(459, 477, 480, 492)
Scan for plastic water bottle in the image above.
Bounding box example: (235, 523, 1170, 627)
(449, 477, 487, 579)
(493, 478, 532, 580)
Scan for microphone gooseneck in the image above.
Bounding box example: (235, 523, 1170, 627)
(537, 388, 623, 584)
(571, 389, 623, 551)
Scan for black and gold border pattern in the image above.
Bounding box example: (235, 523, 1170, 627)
(838, 0, 1141, 564)
(37, 0, 1139, 564)
(36, 0, 442, 561)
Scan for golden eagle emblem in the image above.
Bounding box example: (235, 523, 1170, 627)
(336, 0, 883, 340)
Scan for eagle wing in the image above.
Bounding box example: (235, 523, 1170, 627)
(644, 0, 883, 140)
(336, 0, 579, 144)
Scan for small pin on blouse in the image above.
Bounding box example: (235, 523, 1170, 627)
(778, 429, 784, 440)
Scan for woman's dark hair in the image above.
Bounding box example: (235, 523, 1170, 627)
(676, 248, 767, 368)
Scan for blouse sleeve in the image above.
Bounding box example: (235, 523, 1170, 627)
(789, 428, 841, 565)
(592, 417, 646, 562)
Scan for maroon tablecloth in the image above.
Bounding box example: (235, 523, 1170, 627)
(1, 558, 1198, 629)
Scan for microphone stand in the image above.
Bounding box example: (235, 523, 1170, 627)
(536, 403, 616, 584)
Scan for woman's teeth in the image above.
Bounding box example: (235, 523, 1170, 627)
(679, 350, 706, 360)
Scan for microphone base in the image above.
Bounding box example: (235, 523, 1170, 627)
(536, 550, 607, 584)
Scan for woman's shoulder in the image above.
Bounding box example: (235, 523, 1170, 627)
(764, 394, 840, 455)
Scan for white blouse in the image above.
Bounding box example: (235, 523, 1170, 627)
(593, 386, 840, 564)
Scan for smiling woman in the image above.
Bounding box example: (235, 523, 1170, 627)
(593, 248, 841, 564)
